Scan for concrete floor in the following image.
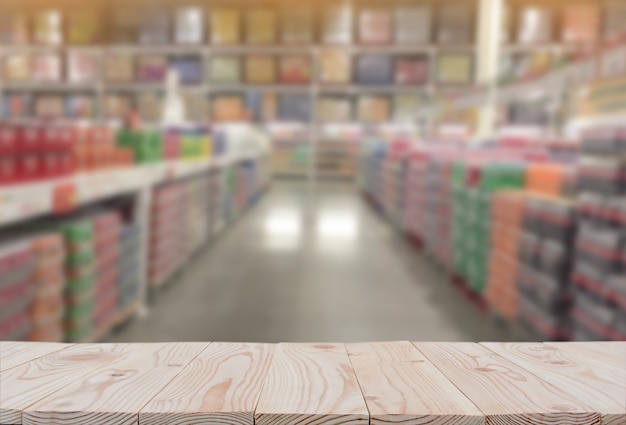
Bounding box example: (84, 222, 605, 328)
(109, 181, 522, 343)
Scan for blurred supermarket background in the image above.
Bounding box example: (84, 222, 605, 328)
(0, 0, 625, 344)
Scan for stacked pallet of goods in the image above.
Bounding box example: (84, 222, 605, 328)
(92, 210, 122, 331)
(58, 217, 96, 343)
(486, 191, 526, 320)
(518, 193, 576, 341)
(572, 127, 626, 340)
(452, 156, 526, 294)
(0, 240, 36, 340)
(403, 148, 429, 240)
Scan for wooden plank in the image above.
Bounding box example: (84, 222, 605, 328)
(347, 341, 484, 425)
(483, 342, 626, 425)
(414, 342, 600, 425)
(255, 343, 369, 425)
(0, 342, 71, 372)
(1, 343, 138, 424)
(547, 342, 626, 369)
(140, 342, 275, 425)
(21, 342, 208, 425)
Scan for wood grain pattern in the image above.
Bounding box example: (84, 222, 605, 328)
(547, 342, 626, 371)
(22, 342, 209, 425)
(0, 342, 71, 372)
(0, 344, 137, 424)
(255, 343, 369, 425)
(347, 341, 484, 425)
(414, 342, 600, 425)
(482, 343, 626, 425)
(140, 342, 275, 425)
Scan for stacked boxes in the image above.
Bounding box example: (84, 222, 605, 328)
(486, 191, 526, 320)
(118, 223, 141, 309)
(452, 159, 526, 293)
(0, 241, 35, 340)
(92, 211, 122, 329)
(59, 218, 96, 342)
(183, 176, 210, 254)
(518, 194, 576, 340)
(571, 127, 626, 340)
(150, 183, 186, 287)
(117, 129, 163, 164)
(403, 149, 429, 238)
(382, 158, 407, 228)
(425, 154, 456, 268)
(0, 124, 75, 185)
(29, 233, 65, 341)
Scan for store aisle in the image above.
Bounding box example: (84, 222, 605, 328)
(109, 182, 520, 343)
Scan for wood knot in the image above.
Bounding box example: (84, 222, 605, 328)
(110, 372, 125, 377)
(475, 367, 495, 372)
(167, 364, 183, 367)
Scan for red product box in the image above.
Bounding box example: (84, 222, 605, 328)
(0, 125, 18, 154)
(163, 131, 181, 160)
(18, 154, 43, 181)
(41, 153, 63, 178)
(0, 157, 18, 184)
(17, 126, 43, 153)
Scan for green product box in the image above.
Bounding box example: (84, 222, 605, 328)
(65, 298, 95, 323)
(66, 272, 96, 295)
(60, 220, 93, 243)
(117, 130, 163, 164)
(65, 323, 93, 343)
(66, 247, 95, 268)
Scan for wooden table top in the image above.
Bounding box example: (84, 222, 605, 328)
(1, 341, 624, 425)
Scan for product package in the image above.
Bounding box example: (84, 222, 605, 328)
(281, 5, 314, 44)
(357, 95, 390, 122)
(319, 49, 352, 84)
(358, 7, 392, 44)
(245, 9, 276, 45)
(395, 6, 432, 44)
(322, 4, 352, 45)
(67, 96, 96, 119)
(437, 4, 473, 44)
(394, 56, 429, 85)
(437, 53, 473, 84)
(2, 54, 31, 82)
(32, 53, 62, 83)
(104, 54, 135, 83)
(245, 56, 276, 84)
(137, 92, 162, 121)
(318, 96, 352, 122)
(68, 52, 101, 84)
(34, 95, 65, 119)
(393, 94, 423, 122)
(279, 55, 312, 84)
(2, 93, 31, 119)
(170, 56, 203, 85)
(262, 93, 277, 121)
(517, 6, 553, 44)
(138, 6, 170, 44)
(210, 8, 241, 44)
(33, 9, 63, 45)
(562, 2, 600, 44)
(209, 56, 241, 84)
(137, 55, 168, 82)
(104, 94, 133, 121)
(175, 6, 204, 44)
(212, 95, 246, 122)
(355, 55, 393, 85)
(0, 9, 29, 44)
(278, 93, 312, 122)
(182, 93, 210, 122)
(67, 9, 101, 44)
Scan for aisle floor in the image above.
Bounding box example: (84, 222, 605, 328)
(110, 182, 522, 343)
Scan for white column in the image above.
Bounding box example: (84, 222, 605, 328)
(475, 0, 504, 142)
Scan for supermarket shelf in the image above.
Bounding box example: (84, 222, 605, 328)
(0, 154, 260, 229)
(83, 300, 142, 344)
(3, 82, 99, 91)
(318, 84, 431, 95)
(208, 84, 312, 93)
